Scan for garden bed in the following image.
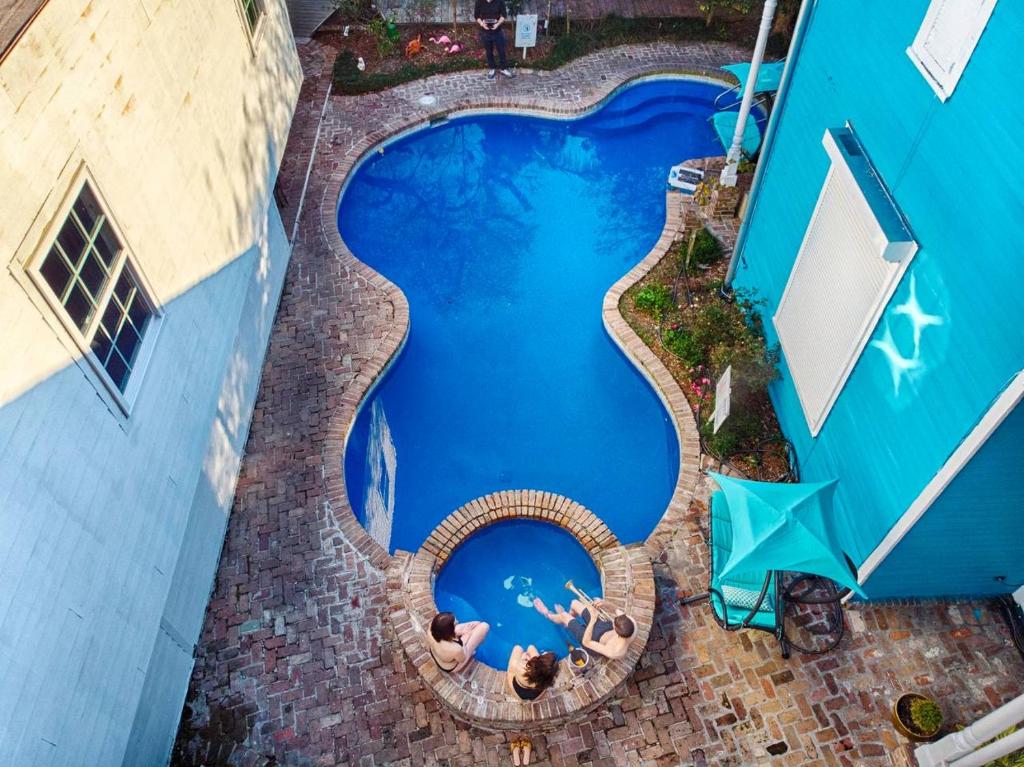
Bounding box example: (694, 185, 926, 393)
(619, 226, 793, 481)
(327, 13, 791, 95)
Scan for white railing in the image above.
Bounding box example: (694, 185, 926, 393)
(916, 693, 1024, 767)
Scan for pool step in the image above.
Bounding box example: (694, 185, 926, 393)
(580, 102, 716, 136)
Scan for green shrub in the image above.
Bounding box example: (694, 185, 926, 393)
(367, 16, 397, 57)
(634, 284, 674, 315)
(702, 406, 761, 457)
(686, 228, 722, 270)
(663, 325, 703, 367)
(680, 291, 781, 458)
(909, 698, 943, 735)
(333, 49, 362, 89)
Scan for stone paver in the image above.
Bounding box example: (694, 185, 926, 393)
(172, 39, 1024, 767)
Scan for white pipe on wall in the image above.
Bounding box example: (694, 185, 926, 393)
(720, 0, 777, 187)
(915, 693, 1024, 767)
(723, 0, 813, 289)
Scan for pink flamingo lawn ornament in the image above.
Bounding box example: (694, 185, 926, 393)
(428, 34, 451, 45)
(446, 42, 463, 54)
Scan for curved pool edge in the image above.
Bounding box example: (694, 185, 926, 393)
(321, 67, 724, 571)
(386, 490, 655, 730)
(601, 190, 703, 558)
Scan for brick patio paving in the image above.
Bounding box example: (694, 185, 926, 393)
(172, 39, 1024, 767)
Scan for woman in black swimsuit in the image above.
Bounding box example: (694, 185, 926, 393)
(427, 612, 490, 673)
(505, 645, 558, 702)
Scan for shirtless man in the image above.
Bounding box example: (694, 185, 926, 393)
(533, 597, 635, 660)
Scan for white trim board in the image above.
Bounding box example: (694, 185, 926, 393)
(857, 369, 1024, 587)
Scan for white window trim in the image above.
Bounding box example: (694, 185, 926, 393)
(235, 0, 268, 52)
(907, 0, 998, 102)
(773, 127, 918, 437)
(855, 370, 1024, 590)
(9, 162, 163, 420)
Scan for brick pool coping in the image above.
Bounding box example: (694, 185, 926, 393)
(319, 70, 718, 572)
(387, 490, 656, 730)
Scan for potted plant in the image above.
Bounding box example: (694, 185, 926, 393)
(892, 692, 944, 741)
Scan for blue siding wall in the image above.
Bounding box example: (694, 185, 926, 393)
(733, 0, 1024, 590)
(863, 398, 1024, 599)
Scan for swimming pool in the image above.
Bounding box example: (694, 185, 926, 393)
(340, 78, 731, 554)
(433, 519, 602, 668)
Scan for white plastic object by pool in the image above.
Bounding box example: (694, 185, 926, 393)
(713, 365, 732, 434)
(418, 94, 437, 107)
(667, 163, 704, 193)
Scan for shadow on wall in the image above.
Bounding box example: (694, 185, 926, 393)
(0, 8, 303, 767)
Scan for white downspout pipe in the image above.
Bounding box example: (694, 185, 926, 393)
(915, 692, 1024, 767)
(722, 0, 812, 290)
(720, 0, 777, 187)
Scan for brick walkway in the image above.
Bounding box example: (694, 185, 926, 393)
(172, 40, 1024, 767)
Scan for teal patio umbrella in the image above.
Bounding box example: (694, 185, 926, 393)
(710, 472, 867, 598)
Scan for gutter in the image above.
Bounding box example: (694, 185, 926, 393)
(723, 0, 816, 289)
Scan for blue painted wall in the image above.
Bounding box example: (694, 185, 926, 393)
(864, 398, 1024, 599)
(733, 0, 1024, 596)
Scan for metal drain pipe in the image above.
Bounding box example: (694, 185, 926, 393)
(723, 0, 813, 290)
(720, 0, 777, 187)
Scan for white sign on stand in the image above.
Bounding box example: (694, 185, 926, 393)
(515, 14, 538, 59)
(712, 365, 733, 434)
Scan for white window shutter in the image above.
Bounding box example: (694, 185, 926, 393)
(773, 129, 917, 436)
(908, 0, 998, 101)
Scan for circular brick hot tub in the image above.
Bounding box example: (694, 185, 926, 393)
(385, 490, 655, 730)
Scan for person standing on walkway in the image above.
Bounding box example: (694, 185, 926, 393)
(475, 0, 514, 79)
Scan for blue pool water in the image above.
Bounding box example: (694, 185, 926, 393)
(433, 520, 602, 668)
(340, 79, 732, 553)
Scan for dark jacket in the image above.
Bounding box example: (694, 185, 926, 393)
(474, 0, 507, 23)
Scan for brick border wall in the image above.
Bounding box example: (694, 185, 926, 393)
(423, 489, 619, 564)
(387, 491, 656, 730)
(319, 70, 726, 571)
(603, 190, 704, 556)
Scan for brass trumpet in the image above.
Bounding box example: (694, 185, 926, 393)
(564, 579, 613, 620)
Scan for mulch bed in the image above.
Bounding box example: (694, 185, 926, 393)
(620, 237, 793, 481)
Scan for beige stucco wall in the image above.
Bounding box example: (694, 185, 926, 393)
(0, 1, 301, 764)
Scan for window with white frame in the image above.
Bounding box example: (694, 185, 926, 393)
(239, 0, 265, 36)
(907, 0, 998, 101)
(773, 128, 917, 436)
(32, 182, 156, 397)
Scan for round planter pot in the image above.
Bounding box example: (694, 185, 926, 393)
(892, 692, 943, 742)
